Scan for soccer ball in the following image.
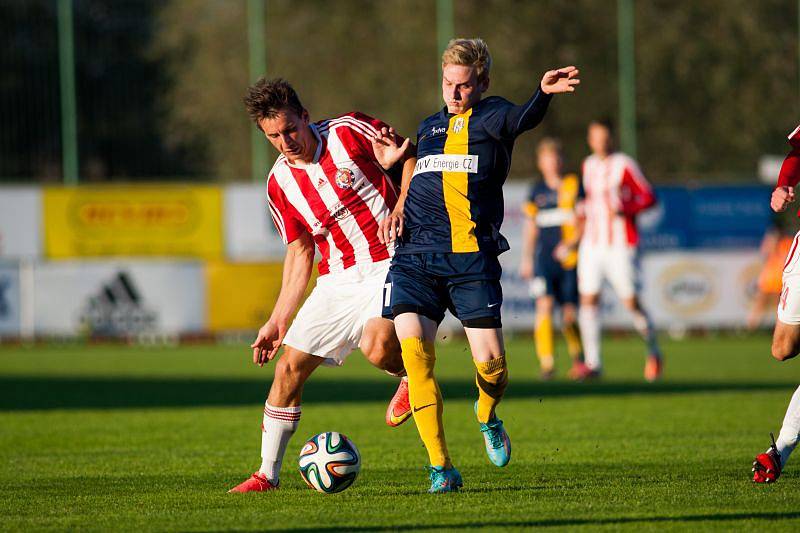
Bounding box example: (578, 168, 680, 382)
(298, 431, 361, 493)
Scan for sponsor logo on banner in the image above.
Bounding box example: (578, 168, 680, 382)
(412, 154, 479, 177)
(33, 261, 205, 336)
(739, 261, 763, 304)
(43, 186, 223, 258)
(658, 262, 717, 315)
(79, 271, 158, 336)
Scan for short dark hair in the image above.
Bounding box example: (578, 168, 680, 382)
(243, 78, 305, 131)
(589, 117, 614, 134)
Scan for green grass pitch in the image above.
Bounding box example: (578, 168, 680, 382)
(2, 333, 800, 531)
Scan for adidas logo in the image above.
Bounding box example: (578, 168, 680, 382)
(79, 271, 157, 336)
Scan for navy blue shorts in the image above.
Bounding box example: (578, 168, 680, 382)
(382, 251, 503, 328)
(532, 259, 578, 306)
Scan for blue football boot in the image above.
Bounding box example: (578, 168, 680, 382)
(475, 401, 511, 467)
(427, 465, 463, 493)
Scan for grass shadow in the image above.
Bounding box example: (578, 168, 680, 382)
(274, 511, 800, 531)
(0, 376, 796, 411)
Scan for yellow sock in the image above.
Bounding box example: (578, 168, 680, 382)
(474, 356, 508, 423)
(563, 323, 583, 361)
(535, 315, 554, 371)
(400, 337, 450, 468)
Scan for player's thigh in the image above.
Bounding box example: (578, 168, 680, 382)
(606, 247, 638, 300)
(775, 254, 800, 360)
(556, 267, 579, 307)
(389, 253, 448, 327)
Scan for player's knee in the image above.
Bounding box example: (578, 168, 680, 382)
(274, 355, 307, 384)
(771, 340, 796, 361)
(475, 356, 508, 395)
(366, 340, 402, 372)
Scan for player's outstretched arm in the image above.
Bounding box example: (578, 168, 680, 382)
(251, 233, 315, 366)
(497, 66, 580, 139)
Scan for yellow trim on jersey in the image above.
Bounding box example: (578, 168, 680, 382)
(442, 109, 479, 253)
(558, 173, 580, 269)
(522, 201, 538, 218)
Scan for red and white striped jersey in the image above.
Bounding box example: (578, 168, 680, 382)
(581, 152, 656, 248)
(266, 112, 399, 275)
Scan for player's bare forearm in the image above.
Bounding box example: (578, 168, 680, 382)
(270, 234, 316, 326)
(395, 156, 417, 213)
(378, 155, 417, 244)
(520, 218, 537, 260)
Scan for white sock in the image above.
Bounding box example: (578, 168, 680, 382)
(632, 310, 661, 357)
(775, 386, 800, 467)
(579, 305, 602, 371)
(259, 402, 301, 484)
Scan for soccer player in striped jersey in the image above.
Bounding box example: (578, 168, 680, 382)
(752, 123, 800, 483)
(577, 119, 662, 381)
(519, 138, 589, 381)
(379, 38, 580, 492)
(229, 78, 415, 493)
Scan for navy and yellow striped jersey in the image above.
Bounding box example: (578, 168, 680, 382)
(522, 174, 584, 270)
(396, 89, 552, 255)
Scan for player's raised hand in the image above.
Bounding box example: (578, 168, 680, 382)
(772, 186, 796, 212)
(251, 320, 285, 366)
(540, 66, 580, 94)
(370, 126, 411, 170)
(378, 209, 404, 244)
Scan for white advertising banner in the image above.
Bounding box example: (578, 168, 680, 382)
(444, 182, 764, 331)
(32, 261, 205, 336)
(224, 184, 286, 261)
(0, 187, 41, 259)
(0, 262, 21, 335)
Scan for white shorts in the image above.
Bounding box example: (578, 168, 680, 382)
(283, 259, 390, 366)
(578, 245, 638, 300)
(778, 232, 800, 325)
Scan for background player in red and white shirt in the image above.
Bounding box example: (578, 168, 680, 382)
(577, 119, 663, 381)
(752, 123, 800, 483)
(229, 78, 415, 493)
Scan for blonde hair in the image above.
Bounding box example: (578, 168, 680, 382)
(537, 137, 564, 158)
(442, 38, 492, 81)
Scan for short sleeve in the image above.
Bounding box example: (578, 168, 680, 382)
(267, 174, 306, 245)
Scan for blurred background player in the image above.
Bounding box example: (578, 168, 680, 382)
(379, 38, 580, 492)
(746, 214, 795, 330)
(577, 118, 662, 381)
(752, 123, 800, 483)
(229, 78, 414, 493)
(519, 138, 589, 381)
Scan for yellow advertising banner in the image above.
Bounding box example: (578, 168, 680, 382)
(43, 185, 223, 259)
(206, 262, 317, 332)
